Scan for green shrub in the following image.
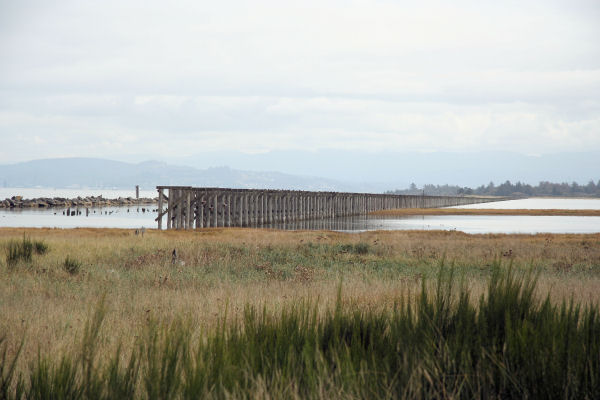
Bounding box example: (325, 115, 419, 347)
(33, 240, 49, 255)
(5, 235, 33, 266)
(353, 242, 370, 254)
(4, 236, 48, 266)
(337, 242, 370, 255)
(5, 243, 20, 266)
(63, 257, 81, 275)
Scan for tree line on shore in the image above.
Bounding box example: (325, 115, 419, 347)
(388, 179, 600, 197)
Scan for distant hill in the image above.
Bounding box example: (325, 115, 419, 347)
(0, 158, 358, 192)
(2, 152, 598, 194)
(166, 150, 600, 188)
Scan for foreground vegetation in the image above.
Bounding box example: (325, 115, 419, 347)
(2, 265, 599, 399)
(1, 228, 600, 398)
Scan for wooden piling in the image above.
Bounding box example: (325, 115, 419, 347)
(157, 186, 500, 230)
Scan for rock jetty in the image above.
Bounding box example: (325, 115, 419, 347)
(0, 195, 158, 209)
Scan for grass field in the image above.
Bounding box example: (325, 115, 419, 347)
(1, 228, 599, 398)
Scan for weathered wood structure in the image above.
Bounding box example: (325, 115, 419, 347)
(156, 186, 498, 230)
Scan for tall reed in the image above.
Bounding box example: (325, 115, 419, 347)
(2, 263, 598, 399)
(4, 235, 48, 266)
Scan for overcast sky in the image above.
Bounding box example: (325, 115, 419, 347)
(1, 0, 599, 164)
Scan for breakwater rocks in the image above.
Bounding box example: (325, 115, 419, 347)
(1, 195, 158, 209)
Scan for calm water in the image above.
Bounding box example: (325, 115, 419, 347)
(0, 195, 598, 233)
(454, 198, 600, 210)
(0, 206, 160, 229)
(320, 215, 600, 234)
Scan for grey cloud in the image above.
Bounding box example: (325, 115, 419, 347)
(0, 0, 598, 164)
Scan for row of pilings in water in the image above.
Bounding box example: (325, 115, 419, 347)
(157, 186, 498, 230)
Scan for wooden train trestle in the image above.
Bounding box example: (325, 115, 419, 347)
(155, 186, 497, 230)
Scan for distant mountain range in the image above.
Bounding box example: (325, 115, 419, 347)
(162, 150, 600, 189)
(1, 151, 598, 193)
(0, 158, 359, 192)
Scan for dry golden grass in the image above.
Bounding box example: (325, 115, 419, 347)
(371, 207, 600, 216)
(1, 227, 599, 373)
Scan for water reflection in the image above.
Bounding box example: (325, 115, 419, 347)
(268, 215, 600, 234)
(1, 206, 599, 234)
(454, 198, 600, 210)
(0, 206, 159, 229)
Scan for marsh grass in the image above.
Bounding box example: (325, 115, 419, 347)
(1, 228, 600, 398)
(4, 235, 48, 266)
(1, 264, 599, 399)
(0, 336, 23, 400)
(33, 241, 48, 255)
(5, 235, 33, 266)
(63, 256, 81, 275)
(337, 242, 371, 255)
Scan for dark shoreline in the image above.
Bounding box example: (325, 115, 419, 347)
(1, 195, 158, 209)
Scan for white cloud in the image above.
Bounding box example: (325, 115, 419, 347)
(0, 0, 598, 163)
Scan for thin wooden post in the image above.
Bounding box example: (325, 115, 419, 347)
(227, 194, 232, 227)
(185, 190, 192, 229)
(220, 191, 226, 227)
(260, 192, 265, 225)
(205, 191, 211, 228)
(237, 193, 242, 227)
(195, 191, 202, 229)
(167, 189, 172, 229)
(157, 188, 163, 230)
(175, 189, 182, 229)
(213, 193, 219, 227)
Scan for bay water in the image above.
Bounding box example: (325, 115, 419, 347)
(0, 189, 598, 233)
